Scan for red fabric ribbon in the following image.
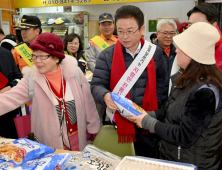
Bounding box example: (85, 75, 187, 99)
(0, 72, 9, 89)
(110, 38, 158, 143)
(215, 24, 222, 49)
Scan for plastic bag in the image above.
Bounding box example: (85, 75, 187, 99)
(21, 153, 72, 170)
(110, 93, 143, 119)
(0, 138, 55, 166)
(0, 153, 72, 170)
(0, 161, 27, 170)
(62, 144, 122, 170)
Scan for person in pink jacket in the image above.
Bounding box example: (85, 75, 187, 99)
(0, 32, 100, 151)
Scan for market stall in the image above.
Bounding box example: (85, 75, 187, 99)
(0, 138, 197, 170)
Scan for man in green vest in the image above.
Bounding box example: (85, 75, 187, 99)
(86, 13, 118, 73)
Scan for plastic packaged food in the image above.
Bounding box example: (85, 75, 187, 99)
(55, 153, 73, 170)
(62, 144, 122, 170)
(0, 138, 55, 166)
(0, 153, 72, 170)
(110, 93, 143, 119)
(0, 161, 25, 169)
(20, 153, 72, 170)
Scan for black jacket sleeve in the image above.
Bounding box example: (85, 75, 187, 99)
(154, 107, 166, 121)
(153, 46, 166, 107)
(0, 47, 23, 88)
(77, 50, 86, 74)
(154, 88, 216, 147)
(90, 48, 112, 105)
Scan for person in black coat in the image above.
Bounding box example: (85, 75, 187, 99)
(91, 5, 166, 158)
(129, 22, 222, 170)
(63, 33, 86, 74)
(0, 47, 23, 138)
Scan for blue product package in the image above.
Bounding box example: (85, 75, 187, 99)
(0, 161, 29, 170)
(110, 93, 143, 118)
(0, 161, 13, 170)
(56, 153, 72, 169)
(21, 153, 72, 170)
(37, 148, 56, 159)
(0, 138, 55, 166)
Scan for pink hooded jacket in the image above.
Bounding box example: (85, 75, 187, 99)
(0, 54, 100, 151)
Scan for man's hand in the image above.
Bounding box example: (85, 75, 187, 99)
(103, 93, 118, 110)
(0, 86, 11, 93)
(128, 109, 148, 128)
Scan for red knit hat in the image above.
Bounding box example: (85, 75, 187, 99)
(30, 33, 65, 59)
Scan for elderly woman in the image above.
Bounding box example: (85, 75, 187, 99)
(129, 22, 222, 170)
(63, 33, 86, 74)
(0, 33, 100, 151)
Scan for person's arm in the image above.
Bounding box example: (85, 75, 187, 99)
(154, 88, 216, 147)
(86, 42, 96, 73)
(147, 108, 166, 120)
(153, 46, 166, 107)
(0, 48, 22, 93)
(130, 88, 216, 148)
(90, 50, 112, 105)
(78, 68, 100, 134)
(78, 52, 86, 74)
(0, 77, 30, 116)
(6, 51, 23, 88)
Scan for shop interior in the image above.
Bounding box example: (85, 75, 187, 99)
(0, 0, 222, 169)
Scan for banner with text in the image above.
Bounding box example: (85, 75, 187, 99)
(15, 0, 164, 8)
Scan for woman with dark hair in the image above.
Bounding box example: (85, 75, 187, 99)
(129, 22, 222, 170)
(63, 33, 86, 73)
(0, 33, 100, 151)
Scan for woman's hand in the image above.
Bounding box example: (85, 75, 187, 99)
(128, 109, 148, 128)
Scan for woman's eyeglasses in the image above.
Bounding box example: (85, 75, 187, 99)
(31, 54, 50, 60)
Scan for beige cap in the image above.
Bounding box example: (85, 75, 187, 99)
(173, 22, 220, 65)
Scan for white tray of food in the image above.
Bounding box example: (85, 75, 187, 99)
(115, 156, 197, 170)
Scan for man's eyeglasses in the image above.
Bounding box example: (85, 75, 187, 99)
(31, 54, 50, 60)
(159, 31, 176, 37)
(68, 42, 79, 46)
(117, 27, 140, 37)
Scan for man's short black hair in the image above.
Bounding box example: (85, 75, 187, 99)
(150, 33, 157, 40)
(0, 28, 5, 35)
(115, 5, 144, 29)
(187, 3, 218, 24)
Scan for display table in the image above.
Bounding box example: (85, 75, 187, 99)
(54, 149, 77, 153)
